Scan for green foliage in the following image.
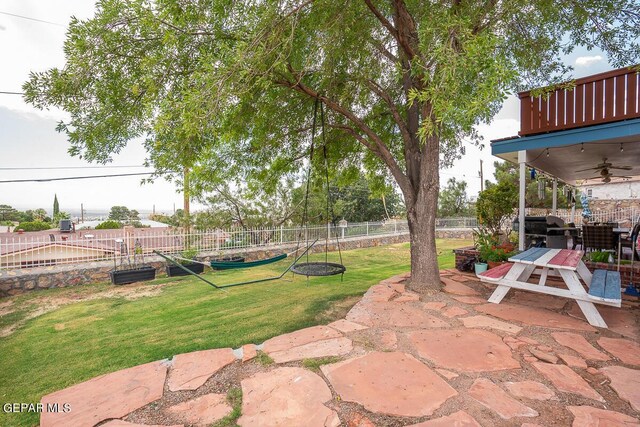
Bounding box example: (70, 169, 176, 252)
(476, 181, 518, 235)
(52, 211, 70, 226)
(95, 220, 123, 230)
(589, 251, 611, 263)
(0, 205, 19, 222)
(53, 194, 59, 216)
(490, 161, 570, 209)
(22, 0, 640, 282)
(302, 356, 343, 372)
(14, 221, 51, 232)
(108, 206, 139, 222)
(255, 351, 274, 366)
(179, 248, 199, 266)
(473, 228, 515, 262)
(438, 178, 474, 218)
(213, 387, 243, 427)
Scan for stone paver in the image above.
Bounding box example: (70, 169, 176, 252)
(532, 363, 604, 402)
(441, 277, 481, 296)
(347, 301, 449, 329)
(40, 361, 167, 427)
(599, 366, 640, 411)
(529, 348, 559, 364)
(376, 330, 398, 350)
(242, 344, 257, 362)
(167, 393, 232, 426)
(551, 332, 609, 361)
(362, 284, 397, 302)
(102, 421, 182, 427)
(461, 315, 522, 334)
(558, 353, 588, 369)
(409, 328, 520, 372)
(476, 303, 596, 331)
(468, 378, 538, 419)
(394, 291, 420, 302)
(442, 306, 468, 318)
(321, 352, 457, 417)
(435, 368, 458, 380)
(238, 367, 339, 427)
(504, 380, 556, 400)
(168, 348, 236, 391)
(328, 319, 368, 333)
(268, 336, 353, 363)
(451, 295, 487, 305)
(567, 406, 640, 426)
(423, 301, 447, 311)
(597, 337, 640, 366)
(568, 303, 640, 340)
(406, 410, 481, 426)
(509, 290, 568, 310)
(344, 412, 376, 427)
(262, 325, 342, 353)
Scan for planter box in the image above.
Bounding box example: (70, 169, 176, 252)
(110, 266, 156, 285)
(166, 262, 205, 277)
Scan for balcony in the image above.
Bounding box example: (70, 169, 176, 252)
(519, 66, 640, 136)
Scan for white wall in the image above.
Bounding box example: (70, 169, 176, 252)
(580, 181, 640, 200)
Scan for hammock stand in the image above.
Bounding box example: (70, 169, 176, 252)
(153, 239, 318, 290)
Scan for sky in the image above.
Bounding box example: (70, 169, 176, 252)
(0, 1, 613, 215)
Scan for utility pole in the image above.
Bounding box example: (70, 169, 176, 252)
(80, 203, 84, 223)
(479, 159, 484, 192)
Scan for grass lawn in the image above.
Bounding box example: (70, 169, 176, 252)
(0, 239, 470, 426)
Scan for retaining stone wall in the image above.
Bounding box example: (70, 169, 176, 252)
(0, 233, 411, 297)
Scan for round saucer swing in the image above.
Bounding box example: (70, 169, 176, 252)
(290, 97, 346, 279)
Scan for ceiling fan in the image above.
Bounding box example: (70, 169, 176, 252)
(575, 158, 632, 183)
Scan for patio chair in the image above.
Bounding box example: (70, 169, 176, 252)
(619, 222, 640, 261)
(582, 224, 615, 253)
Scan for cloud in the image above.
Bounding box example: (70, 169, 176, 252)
(575, 55, 603, 66)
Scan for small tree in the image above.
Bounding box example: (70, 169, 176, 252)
(476, 181, 518, 235)
(438, 178, 472, 218)
(53, 194, 59, 216)
(109, 206, 131, 222)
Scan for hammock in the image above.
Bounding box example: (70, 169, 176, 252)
(210, 253, 287, 270)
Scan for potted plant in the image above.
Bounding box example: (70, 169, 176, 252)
(110, 239, 156, 285)
(473, 228, 492, 275)
(166, 248, 205, 276)
(482, 242, 516, 269)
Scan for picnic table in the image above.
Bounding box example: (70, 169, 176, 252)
(478, 248, 621, 328)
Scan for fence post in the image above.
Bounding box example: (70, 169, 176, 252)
(366, 221, 369, 236)
(280, 225, 284, 244)
(394, 220, 397, 234)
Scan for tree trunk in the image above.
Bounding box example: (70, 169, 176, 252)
(405, 181, 442, 294)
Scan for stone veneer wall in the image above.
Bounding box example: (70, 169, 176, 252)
(453, 247, 640, 286)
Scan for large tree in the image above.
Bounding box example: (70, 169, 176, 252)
(24, 0, 639, 292)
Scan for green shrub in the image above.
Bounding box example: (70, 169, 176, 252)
(14, 221, 51, 232)
(589, 251, 611, 263)
(95, 220, 123, 229)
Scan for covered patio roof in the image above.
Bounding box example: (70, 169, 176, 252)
(492, 118, 640, 185)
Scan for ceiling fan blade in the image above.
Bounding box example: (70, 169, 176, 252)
(608, 166, 632, 170)
(575, 166, 600, 172)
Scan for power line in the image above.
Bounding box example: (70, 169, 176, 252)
(0, 91, 23, 95)
(0, 172, 155, 183)
(0, 165, 147, 171)
(0, 11, 65, 27)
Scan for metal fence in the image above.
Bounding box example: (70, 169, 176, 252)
(524, 207, 639, 225)
(0, 220, 417, 270)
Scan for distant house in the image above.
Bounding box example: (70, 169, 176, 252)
(579, 178, 640, 200)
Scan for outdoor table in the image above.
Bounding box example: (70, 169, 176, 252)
(478, 248, 621, 328)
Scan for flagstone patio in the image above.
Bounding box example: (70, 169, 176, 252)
(40, 270, 640, 427)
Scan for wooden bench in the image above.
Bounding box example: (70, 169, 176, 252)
(478, 263, 514, 282)
(588, 269, 622, 302)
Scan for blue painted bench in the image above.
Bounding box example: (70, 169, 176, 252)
(588, 269, 622, 301)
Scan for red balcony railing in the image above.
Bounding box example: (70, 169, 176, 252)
(519, 66, 640, 136)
